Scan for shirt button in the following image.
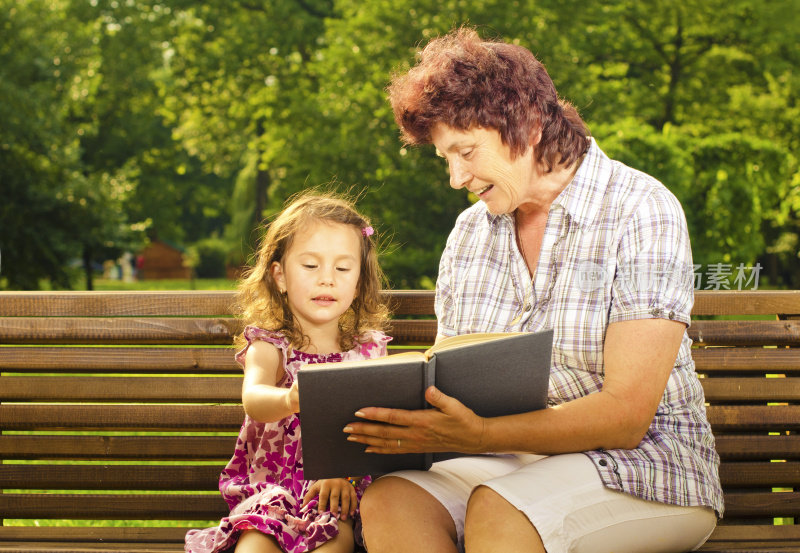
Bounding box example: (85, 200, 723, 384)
(524, 304, 532, 312)
(598, 459, 608, 467)
(669, 310, 675, 320)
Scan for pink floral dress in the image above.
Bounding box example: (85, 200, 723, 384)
(185, 326, 391, 553)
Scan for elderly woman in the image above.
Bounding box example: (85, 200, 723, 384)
(343, 28, 723, 553)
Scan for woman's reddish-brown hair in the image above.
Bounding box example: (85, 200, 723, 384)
(388, 27, 589, 171)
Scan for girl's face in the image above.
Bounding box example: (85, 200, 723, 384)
(271, 221, 362, 336)
(431, 124, 537, 215)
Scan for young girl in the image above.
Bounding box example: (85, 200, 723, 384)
(185, 191, 391, 553)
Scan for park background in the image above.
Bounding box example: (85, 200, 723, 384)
(1, 0, 798, 292)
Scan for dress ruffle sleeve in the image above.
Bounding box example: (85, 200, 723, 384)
(234, 326, 290, 369)
(357, 330, 392, 359)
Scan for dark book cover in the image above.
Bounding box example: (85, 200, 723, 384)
(298, 329, 553, 480)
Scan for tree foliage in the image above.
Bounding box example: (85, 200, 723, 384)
(2, 0, 798, 289)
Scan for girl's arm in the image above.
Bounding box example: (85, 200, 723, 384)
(241, 340, 299, 422)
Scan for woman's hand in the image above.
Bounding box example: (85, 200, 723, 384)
(302, 478, 358, 520)
(343, 386, 486, 454)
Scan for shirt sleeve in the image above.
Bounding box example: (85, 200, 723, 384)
(609, 186, 695, 326)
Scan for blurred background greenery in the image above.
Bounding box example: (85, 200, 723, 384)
(1, 0, 798, 291)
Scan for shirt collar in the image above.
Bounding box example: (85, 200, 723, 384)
(552, 138, 611, 229)
(483, 138, 611, 230)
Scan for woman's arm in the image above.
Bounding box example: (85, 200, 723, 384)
(345, 317, 682, 454)
(241, 340, 299, 422)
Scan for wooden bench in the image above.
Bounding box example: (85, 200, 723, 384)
(0, 290, 798, 552)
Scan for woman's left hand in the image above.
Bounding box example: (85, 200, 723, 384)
(343, 386, 486, 454)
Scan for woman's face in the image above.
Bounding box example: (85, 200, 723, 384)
(431, 124, 536, 215)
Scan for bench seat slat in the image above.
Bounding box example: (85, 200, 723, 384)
(5, 290, 800, 317)
(706, 405, 800, 432)
(715, 435, 800, 461)
(0, 494, 228, 519)
(0, 526, 189, 543)
(692, 290, 800, 316)
(699, 524, 800, 552)
(719, 462, 800, 487)
(0, 435, 235, 461)
(0, 376, 242, 403)
(3, 434, 798, 463)
(0, 542, 182, 553)
(8, 376, 797, 404)
(0, 291, 235, 317)
(0, 318, 435, 346)
(5, 318, 799, 347)
(1, 526, 796, 551)
(0, 347, 238, 373)
(693, 347, 800, 374)
(5, 462, 796, 491)
(701, 378, 800, 403)
(0, 405, 243, 432)
(2, 345, 796, 375)
(5, 491, 795, 521)
(0, 465, 221, 491)
(0, 290, 435, 317)
(689, 321, 800, 347)
(724, 491, 800, 518)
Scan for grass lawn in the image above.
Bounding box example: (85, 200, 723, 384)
(90, 278, 238, 291)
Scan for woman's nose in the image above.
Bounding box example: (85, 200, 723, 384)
(449, 159, 470, 189)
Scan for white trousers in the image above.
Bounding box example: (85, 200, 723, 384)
(387, 453, 717, 553)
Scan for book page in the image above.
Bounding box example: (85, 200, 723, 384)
(425, 332, 525, 359)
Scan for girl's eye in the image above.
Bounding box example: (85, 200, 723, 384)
(336, 267, 351, 272)
(302, 264, 317, 269)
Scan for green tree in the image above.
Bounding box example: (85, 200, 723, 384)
(0, 0, 125, 289)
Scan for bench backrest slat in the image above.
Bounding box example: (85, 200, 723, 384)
(1, 404, 242, 432)
(0, 376, 242, 402)
(0, 346, 237, 372)
(0, 465, 222, 491)
(1, 435, 235, 461)
(1, 494, 228, 520)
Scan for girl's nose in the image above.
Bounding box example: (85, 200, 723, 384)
(318, 267, 335, 286)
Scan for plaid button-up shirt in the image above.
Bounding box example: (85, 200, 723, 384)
(435, 138, 724, 516)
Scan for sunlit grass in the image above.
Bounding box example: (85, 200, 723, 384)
(90, 278, 237, 291)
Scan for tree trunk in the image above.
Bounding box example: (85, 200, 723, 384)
(255, 166, 270, 224)
(83, 245, 94, 291)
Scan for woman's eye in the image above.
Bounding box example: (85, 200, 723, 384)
(461, 149, 474, 159)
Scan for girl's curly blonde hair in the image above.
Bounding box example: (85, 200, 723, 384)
(234, 190, 390, 352)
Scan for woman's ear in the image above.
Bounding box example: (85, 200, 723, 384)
(530, 125, 542, 148)
(271, 261, 286, 294)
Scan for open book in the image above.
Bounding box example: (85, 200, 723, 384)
(297, 329, 553, 480)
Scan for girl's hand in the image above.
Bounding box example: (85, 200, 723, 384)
(302, 478, 358, 520)
(285, 380, 300, 414)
